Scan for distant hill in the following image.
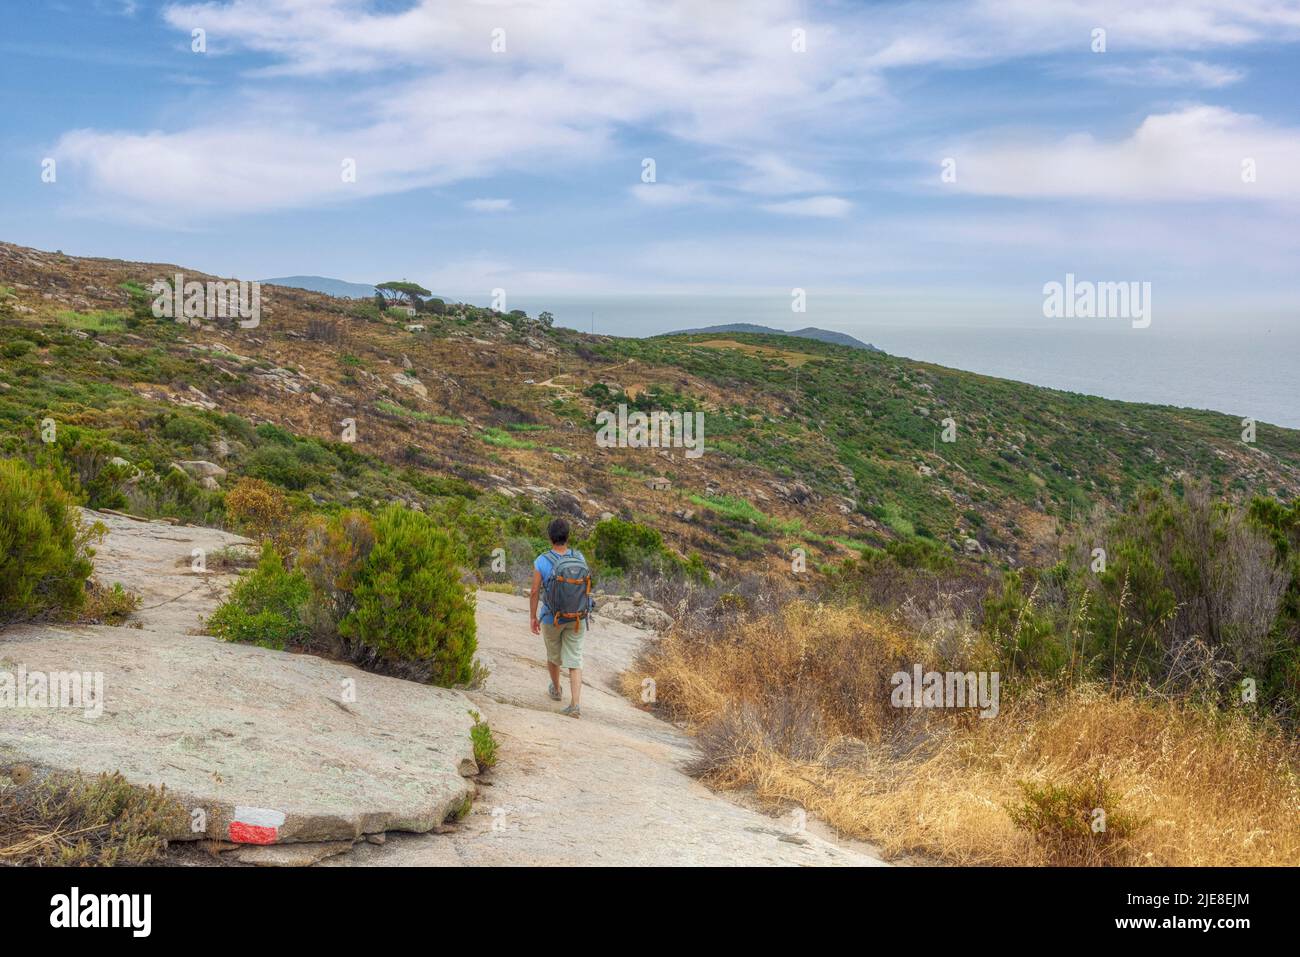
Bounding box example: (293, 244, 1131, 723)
(262, 275, 377, 299)
(667, 323, 880, 352)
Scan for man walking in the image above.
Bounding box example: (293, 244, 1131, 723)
(530, 518, 592, 718)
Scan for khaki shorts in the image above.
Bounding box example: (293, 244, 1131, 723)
(542, 619, 584, 669)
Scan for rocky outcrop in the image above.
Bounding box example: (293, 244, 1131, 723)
(0, 623, 479, 845)
(597, 593, 673, 632)
(0, 511, 477, 856)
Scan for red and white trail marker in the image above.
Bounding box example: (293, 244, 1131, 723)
(229, 806, 286, 845)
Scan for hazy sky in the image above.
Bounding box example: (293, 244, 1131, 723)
(2, 1, 1299, 331)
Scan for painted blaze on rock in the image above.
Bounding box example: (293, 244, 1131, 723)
(229, 806, 286, 844)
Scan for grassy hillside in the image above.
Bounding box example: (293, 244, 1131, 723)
(2, 240, 1298, 583)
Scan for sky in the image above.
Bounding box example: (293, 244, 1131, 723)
(2, 0, 1299, 335)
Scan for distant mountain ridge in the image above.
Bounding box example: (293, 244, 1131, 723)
(262, 275, 378, 299)
(666, 323, 880, 352)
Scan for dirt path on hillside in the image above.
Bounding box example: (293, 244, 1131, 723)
(14, 512, 882, 867)
(333, 591, 885, 866)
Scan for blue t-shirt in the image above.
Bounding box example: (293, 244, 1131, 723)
(535, 548, 585, 625)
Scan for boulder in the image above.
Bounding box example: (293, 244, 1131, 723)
(598, 596, 673, 632)
(549, 490, 584, 517)
(391, 372, 428, 399)
(174, 460, 226, 481)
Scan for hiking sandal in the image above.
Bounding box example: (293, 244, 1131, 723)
(547, 682, 563, 701)
(560, 704, 581, 719)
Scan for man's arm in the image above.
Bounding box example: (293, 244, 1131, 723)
(529, 568, 542, 635)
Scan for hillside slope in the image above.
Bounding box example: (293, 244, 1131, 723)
(2, 240, 1298, 580)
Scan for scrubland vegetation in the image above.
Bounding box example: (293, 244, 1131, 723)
(0, 769, 184, 866)
(626, 486, 1300, 865)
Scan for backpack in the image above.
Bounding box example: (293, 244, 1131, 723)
(541, 549, 593, 627)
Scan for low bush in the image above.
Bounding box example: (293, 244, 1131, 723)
(33, 425, 133, 510)
(988, 483, 1299, 716)
(213, 506, 479, 684)
(0, 457, 98, 624)
(79, 580, 141, 626)
(1007, 773, 1144, 866)
(469, 710, 498, 770)
(224, 476, 301, 555)
(297, 510, 374, 642)
(207, 545, 309, 649)
(581, 517, 708, 585)
(337, 507, 477, 685)
(0, 769, 186, 866)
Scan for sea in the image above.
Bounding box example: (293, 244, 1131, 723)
(508, 294, 1300, 429)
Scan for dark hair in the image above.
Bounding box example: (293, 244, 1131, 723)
(547, 517, 570, 545)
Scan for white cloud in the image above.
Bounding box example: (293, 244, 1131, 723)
(946, 106, 1300, 201)
(735, 155, 832, 196)
(47, 1, 1300, 221)
(629, 183, 716, 208)
(59, 0, 872, 219)
(761, 195, 853, 218)
(1092, 57, 1245, 89)
(466, 198, 513, 212)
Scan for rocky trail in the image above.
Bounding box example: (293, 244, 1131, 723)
(0, 512, 883, 866)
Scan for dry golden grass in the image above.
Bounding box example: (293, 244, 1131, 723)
(691, 339, 822, 368)
(625, 601, 1300, 865)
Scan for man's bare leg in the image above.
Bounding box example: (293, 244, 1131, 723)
(548, 660, 561, 694)
(568, 667, 582, 707)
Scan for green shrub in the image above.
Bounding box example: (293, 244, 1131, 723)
(337, 507, 477, 685)
(581, 517, 707, 583)
(426, 495, 502, 570)
(1007, 773, 1143, 865)
(207, 545, 309, 649)
(982, 571, 1069, 677)
(161, 415, 212, 446)
(245, 444, 315, 490)
(0, 458, 97, 624)
(124, 464, 212, 523)
(468, 709, 497, 770)
(883, 536, 954, 572)
(32, 425, 132, 510)
(297, 510, 374, 641)
(1247, 496, 1300, 714)
(1072, 484, 1288, 693)
(584, 517, 666, 573)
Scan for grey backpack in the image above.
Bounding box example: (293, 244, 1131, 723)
(542, 550, 593, 626)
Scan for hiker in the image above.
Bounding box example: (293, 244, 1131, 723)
(530, 518, 593, 718)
